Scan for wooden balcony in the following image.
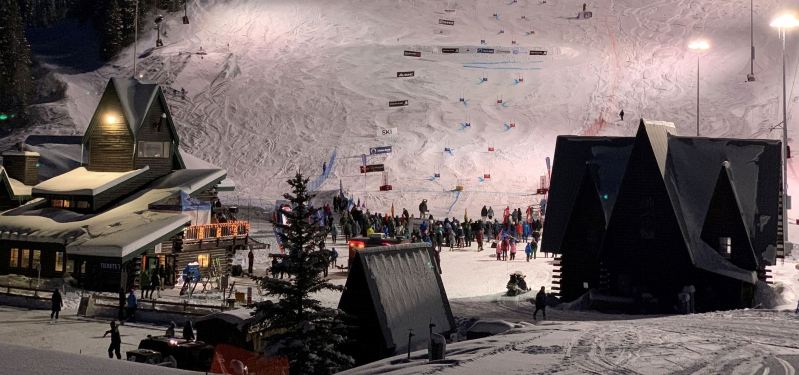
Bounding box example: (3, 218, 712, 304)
(183, 221, 250, 242)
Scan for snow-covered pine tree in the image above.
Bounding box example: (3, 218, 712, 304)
(99, 0, 123, 60)
(255, 172, 354, 375)
(0, 0, 34, 128)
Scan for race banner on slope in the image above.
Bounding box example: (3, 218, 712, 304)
(404, 50, 422, 57)
(441, 47, 459, 54)
(530, 50, 548, 55)
(376, 128, 398, 137)
(397, 71, 415, 78)
(369, 146, 393, 155)
(389, 100, 409, 107)
(438, 19, 455, 26)
(360, 164, 385, 173)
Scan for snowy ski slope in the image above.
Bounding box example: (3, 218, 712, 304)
(29, 0, 799, 234)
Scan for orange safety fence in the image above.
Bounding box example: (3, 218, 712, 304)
(184, 221, 251, 240)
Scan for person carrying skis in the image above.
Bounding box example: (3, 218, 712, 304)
(104, 321, 122, 359)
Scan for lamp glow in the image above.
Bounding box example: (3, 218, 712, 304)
(770, 13, 799, 29)
(688, 40, 710, 50)
(104, 114, 119, 124)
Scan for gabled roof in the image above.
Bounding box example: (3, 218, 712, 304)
(83, 78, 181, 146)
(639, 119, 676, 176)
(541, 136, 634, 253)
(0, 168, 32, 198)
(339, 244, 455, 361)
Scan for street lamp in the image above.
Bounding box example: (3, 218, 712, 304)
(688, 39, 710, 136)
(771, 12, 799, 247)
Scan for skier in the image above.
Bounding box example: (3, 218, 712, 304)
(619, 109, 625, 121)
(525, 242, 533, 262)
(481, 205, 488, 220)
(50, 288, 63, 324)
(248, 248, 255, 275)
(532, 286, 547, 320)
(103, 321, 122, 359)
(330, 247, 338, 269)
(330, 223, 338, 244)
(495, 237, 503, 260)
(509, 238, 517, 260)
(322, 161, 327, 174)
(419, 199, 428, 218)
(487, 206, 494, 220)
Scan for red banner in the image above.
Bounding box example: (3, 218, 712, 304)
(211, 344, 289, 375)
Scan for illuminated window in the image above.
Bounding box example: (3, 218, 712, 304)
(52, 199, 72, 208)
(66, 260, 74, 273)
(137, 141, 171, 158)
(9, 248, 19, 268)
(197, 254, 210, 268)
(21, 249, 30, 269)
(32, 250, 41, 269)
(55, 252, 64, 272)
(76, 201, 90, 209)
(80, 261, 86, 274)
(719, 237, 731, 258)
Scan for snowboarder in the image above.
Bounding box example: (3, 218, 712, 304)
(619, 109, 624, 121)
(248, 249, 255, 275)
(532, 286, 547, 320)
(103, 321, 122, 359)
(50, 288, 63, 324)
(183, 320, 195, 341)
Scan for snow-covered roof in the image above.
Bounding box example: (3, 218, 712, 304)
(1, 150, 39, 157)
(179, 149, 235, 191)
(0, 168, 226, 259)
(32, 166, 149, 196)
(0, 168, 33, 198)
(23, 135, 84, 181)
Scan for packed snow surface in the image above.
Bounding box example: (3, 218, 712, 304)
(20, 0, 798, 241)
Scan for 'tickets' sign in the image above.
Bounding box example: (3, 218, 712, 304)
(360, 164, 385, 173)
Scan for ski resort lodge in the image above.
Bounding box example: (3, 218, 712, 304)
(542, 119, 781, 313)
(0, 78, 255, 291)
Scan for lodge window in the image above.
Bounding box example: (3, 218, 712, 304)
(20, 249, 30, 269)
(719, 237, 731, 258)
(137, 141, 171, 158)
(76, 201, 90, 209)
(9, 248, 19, 268)
(197, 254, 210, 268)
(55, 252, 64, 272)
(66, 259, 74, 273)
(52, 199, 72, 208)
(32, 250, 41, 270)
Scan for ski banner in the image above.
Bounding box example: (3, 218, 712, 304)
(441, 47, 460, 54)
(397, 71, 415, 78)
(438, 19, 455, 26)
(360, 164, 385, 173)
(477, 48, 495, 54)
(403, 50, 422, 57)
(389, 100, 409, 107)
(376, 127, 398, 137)
(369, 146, 393, 155)
(530, 50, 548, 55)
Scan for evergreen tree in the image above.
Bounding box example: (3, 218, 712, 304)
(255, 173, 354, 375)
(99, 0, 124, 60)
(0, 0, 34, 128)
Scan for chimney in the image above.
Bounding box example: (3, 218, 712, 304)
(2, 147, 40, 186)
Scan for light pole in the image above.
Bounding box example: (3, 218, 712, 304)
(771, 13, 799, 246)
(688, 39, 710, 136)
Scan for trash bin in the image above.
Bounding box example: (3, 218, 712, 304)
(429, 333, 446, 361)
(226, 298, 236, 309)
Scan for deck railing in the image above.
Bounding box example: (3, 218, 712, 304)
(183, 221, 250, 241)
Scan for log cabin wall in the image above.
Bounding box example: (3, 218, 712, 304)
(87, 89, 135, 172)
(134, 97, 177, 181)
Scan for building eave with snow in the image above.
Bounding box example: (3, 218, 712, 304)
(542, 119, 781, 312)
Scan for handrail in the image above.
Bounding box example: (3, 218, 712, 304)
(0, 284, 54, 299)
(93, 294, 227, 312)
(183, 221, 251, 241)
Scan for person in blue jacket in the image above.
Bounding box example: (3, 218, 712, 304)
(126, 290, 138, 322)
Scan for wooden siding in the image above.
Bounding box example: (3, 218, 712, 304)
(93, 172, 153, 212)
(2, 155, 38, 186)
(0, 183, 23, 211)
(135, 98, 176, 180)
(0, 241, 66, 278)
(87, 89, 135, 172)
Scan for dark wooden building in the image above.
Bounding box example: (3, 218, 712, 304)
(0, 78, 251, 292)
(542, 120, 781, 313)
